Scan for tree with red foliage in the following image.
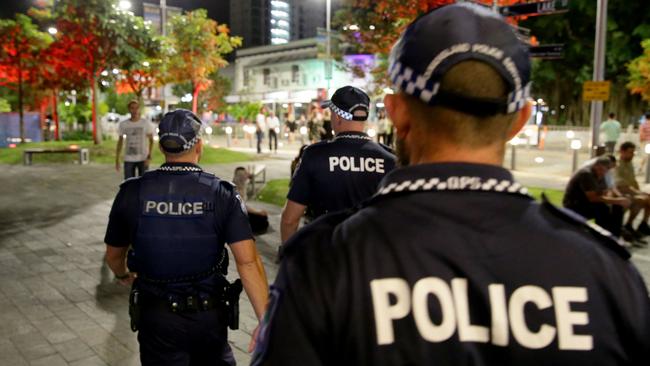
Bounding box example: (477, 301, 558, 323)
(0, 14, 52, 142)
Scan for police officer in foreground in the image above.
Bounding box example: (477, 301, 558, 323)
(280, 86, 397, 243)
(104, 109, 269, 365)
(253, 4, 650, 365)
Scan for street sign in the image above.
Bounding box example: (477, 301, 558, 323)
(530, 44, 564, 59)
(500, 0, 569, 17)
(582, 81, 611, 101)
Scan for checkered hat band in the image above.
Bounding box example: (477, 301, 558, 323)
(389, 61, 531, 114)
(183, 135, 199, 151)
(330, 104, 354, 120)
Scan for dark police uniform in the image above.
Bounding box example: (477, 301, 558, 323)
(254, 163, 650, 365)
(288, 131, 396, 218)
(254, 3, 650, 365)
(105, 110, 253, 366)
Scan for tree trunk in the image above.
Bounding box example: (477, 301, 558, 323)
(192, 84, 199, 114)
(52, 91, 59, 140)
(91, 76, 102, 145)
(18, 56, 25, 143)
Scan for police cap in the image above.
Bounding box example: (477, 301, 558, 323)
(388, 3, 531, 116)
(158, 109, 202, 154)
(321, 86, 370, 121)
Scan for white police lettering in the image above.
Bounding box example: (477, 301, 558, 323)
(329, 156, 385, 173)
(144, 201, 204, 216)
(370, 277, 593, 350)
(502, 56, 522, 91)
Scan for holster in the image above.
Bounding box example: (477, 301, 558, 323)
(129, 287, 141, 332)
(224, 279, 243, 330)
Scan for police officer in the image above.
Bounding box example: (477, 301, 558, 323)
(253, 4, 650, 365)
(104, 109, 269, 366)
(280, 86, 397, 243)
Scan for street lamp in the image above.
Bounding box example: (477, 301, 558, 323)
(299, 126, 308, 145)
(570, 139, 582, 172)
(47, 27, 57, 35)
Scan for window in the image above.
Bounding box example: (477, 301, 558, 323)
(263, 68, 271, 86)
(291, 65, 300, 83)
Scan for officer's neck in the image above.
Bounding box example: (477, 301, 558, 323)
(411, 141, 506, 167)
(334, 124, 365, 135)
(164, 153, 200, 165)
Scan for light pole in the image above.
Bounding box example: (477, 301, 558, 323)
(225, 126, 233, 147)
(325, 0, 332, 92)
(589, 0, 608, 156)
(160, 0, 168, 113)
(509, 137, 520, 170)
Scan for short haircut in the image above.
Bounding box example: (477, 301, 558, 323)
(402, 60, 519, 147)
(620, 141, 636, 151)
(128, 100, 139, 108)
(609, 112, 615, 118)
(605, 154, 616, 164)
(594, 156, 612, 168)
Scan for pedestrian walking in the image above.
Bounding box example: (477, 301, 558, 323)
(600, 112, 621, 153)
(253, 4, 650, 365)
(115, 100, 155, 179)
(105, 109, 269, 366)
(267, 111, 280, 153)
(255, 107, 267, 154)
(279, 86, 397, 243)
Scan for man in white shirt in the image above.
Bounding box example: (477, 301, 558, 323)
(267, 111, 280, 153)
(115, 100, 155, 179)
(255, 107, 267, 154)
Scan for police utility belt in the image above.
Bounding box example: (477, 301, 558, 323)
(128, 251, 243, 332)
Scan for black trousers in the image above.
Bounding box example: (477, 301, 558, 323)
(268, 128, 277, 151)
(138, 305, 235, 366)
(124, 161, 146, 180)
(569, 203, 624, 237)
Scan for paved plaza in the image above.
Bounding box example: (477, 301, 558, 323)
(1, 148, 650, 365)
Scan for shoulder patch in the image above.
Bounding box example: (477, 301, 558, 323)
(540, 194, 630, 260)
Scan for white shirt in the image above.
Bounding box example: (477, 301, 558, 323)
(118, 118, 155, 162)
(267, 116, 280, 129)
(256, 113, 267, 130)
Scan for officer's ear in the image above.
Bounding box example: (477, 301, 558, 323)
(506, 100, 533, 141)
(195, 138, 203, 156)
(384, 93, 410, 139)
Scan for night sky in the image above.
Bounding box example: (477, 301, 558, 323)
(0, 0, 230, 24)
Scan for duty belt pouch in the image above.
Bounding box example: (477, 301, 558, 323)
(225, 279, 243, 330)
(129, 287, 141, 332)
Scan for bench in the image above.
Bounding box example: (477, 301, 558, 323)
(23, 148, 90, 166)
(247, 164, 267, 198)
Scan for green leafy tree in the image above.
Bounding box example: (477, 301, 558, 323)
(165, 9, 241, 113)
(0, 98, 10, 112)
(627, 39, 650, 103)
(226, 102, 262, 123)
(0, 14, 52, 142)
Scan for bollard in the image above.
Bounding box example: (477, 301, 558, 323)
(570, 139, 582, 173)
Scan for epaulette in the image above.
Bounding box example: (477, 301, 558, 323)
(196, 171, 217, 187)
(378, 142, 394, 154)
(119, 174, 143, 187)
(540, 194, 630, 260)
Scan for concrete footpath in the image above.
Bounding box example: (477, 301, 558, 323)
(1, 147, 650, 365)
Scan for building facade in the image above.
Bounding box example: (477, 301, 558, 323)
(227, 37, 376, 108)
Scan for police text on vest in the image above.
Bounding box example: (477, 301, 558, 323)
(144, 201, 204, 216)
(370, 277, 592, 350)
(329, 156, 385, 173)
